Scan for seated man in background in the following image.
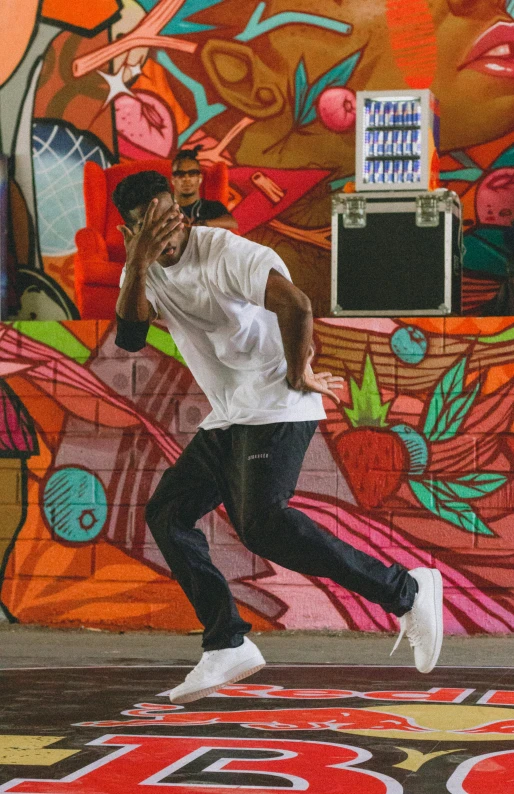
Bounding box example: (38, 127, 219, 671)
(172, 146, 238, 231)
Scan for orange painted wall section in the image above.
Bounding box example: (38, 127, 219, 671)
(41, 0, 121, 30)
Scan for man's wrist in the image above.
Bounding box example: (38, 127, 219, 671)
(286, 371, 305, 390)
(126, 257, 151, 275)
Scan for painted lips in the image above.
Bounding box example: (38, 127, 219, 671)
(461, 21, 514, 78)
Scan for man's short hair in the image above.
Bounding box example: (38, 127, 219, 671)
(172, 145, 202, 170)
(112, 170, 170, 222)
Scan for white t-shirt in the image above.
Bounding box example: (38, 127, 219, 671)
(120, 227, 325, 430)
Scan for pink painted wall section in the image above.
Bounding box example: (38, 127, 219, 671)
(1, 316, 514, 635)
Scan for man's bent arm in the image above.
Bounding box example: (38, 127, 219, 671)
(264, 268, 313, 389)
(115, 269, 156, 352)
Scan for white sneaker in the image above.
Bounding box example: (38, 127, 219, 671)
(168, 637, 266, 704)
(390, 567, 443, 674)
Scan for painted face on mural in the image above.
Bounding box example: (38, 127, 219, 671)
(430, 0, 514, 149)
(199, 0, 396, 171)
(195, 0, 514, 167)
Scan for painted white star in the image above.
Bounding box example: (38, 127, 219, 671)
(98, 66, 134, 108)
(127, 62, 142, 80)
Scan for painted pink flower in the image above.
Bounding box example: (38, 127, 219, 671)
(115, 90, 175, 159)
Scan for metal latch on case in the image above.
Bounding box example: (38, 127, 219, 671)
(416, 193, 439, 227)
(341, 196, 367, 228)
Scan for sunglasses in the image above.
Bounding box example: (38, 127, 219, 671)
(172, 169, 201, 178)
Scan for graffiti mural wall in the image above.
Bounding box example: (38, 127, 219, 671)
(1, 316, 514, 633)
(3, 0, 514, 318)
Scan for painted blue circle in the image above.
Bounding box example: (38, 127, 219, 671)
(43, 468, 107, 542)
(391, 326, 428, 365)
(390, 424, 429, 476)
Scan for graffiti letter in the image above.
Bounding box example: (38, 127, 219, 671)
(447, 749, 514, 793)
(1, 735, 402, 794)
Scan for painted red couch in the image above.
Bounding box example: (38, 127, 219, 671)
(74, 159, 229, 319)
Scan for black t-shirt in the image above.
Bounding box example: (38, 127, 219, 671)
(180, 198, 229, 223)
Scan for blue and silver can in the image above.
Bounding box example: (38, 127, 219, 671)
(383, 102, 394, 127)
(363, 160, 373, 184)
(404, 159, 414, 183)
(364, 130, 373, 156)
(404, 101, 414, 126)
(393, 159, 403, 183)
(364, 100, 373, 128)
(403, 129, 413, 156)
(384, 131, 394, 156)
(412, 101, 422, 126)
(374, 160, 385, 183)
(411, 128, 421, 155)
(384, 160, 394, 184)
(393, 101, 404, 126)
(375, 130, 385, 156)
(392, 129, 403, 156)
(374, 101, 385, 127)
(413, 159, 421, 182)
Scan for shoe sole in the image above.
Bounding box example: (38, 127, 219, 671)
(419, 568, 443, 674)
(170, 658, 266, 704)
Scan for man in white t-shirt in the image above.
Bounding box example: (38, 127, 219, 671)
(113, 170, 443, 704)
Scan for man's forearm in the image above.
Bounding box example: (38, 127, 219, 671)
(115, 266, 152, 352)
(276, 300, 313, 389)
(116, 266, 151, 321)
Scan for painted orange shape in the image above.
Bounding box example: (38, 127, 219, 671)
(0, 0, 40, 87)
(41, 0, 121, 31)
(386, 0, 437, 88)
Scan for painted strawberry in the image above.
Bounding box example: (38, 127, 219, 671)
(335, 356, 427, 509)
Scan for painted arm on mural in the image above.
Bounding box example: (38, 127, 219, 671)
(115, 199, 183, 351)
(264, 269, 343, 404)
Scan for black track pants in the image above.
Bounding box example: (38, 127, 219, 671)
(145, 421, 417, 650)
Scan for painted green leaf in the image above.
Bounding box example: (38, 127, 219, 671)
(294, 59, 310, 125)
(432, 473, 507, 500)
(410, 479, 495, 536)
(428, 380, 480, 442)
(474, 325, 514, 345)
(11, 321, 91, 363)
(424, 358, 465, 439)
(147, 325, 186, 365)
(304, 50, 361, 116)
(344, 354, 390, 428)
(424, 357, 479, 441)
(293, 50, 361, 127)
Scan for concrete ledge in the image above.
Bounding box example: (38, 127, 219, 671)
(1, 624, 513, 668)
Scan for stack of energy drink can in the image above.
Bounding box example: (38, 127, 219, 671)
(362, 99, 422, 185)
(364, 100, 421, 128)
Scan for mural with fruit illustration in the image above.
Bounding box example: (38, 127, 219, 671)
(2, 317, 514, 635)
(331, 352, 506, 536)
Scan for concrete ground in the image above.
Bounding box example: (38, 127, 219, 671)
(1, 624, 513, 668)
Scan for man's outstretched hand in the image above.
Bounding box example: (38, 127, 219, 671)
(288, 348, 344, 405)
